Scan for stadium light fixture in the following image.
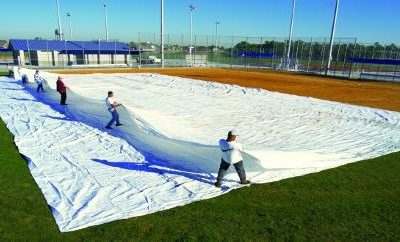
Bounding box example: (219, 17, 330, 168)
(102, 2, 109, 41)
(215, 21, 220, 53)
(56, 0, 63, 40)
(189, 4, 196, 65)
(326, 0, 340, 75)
(66, 11, 72, 40)
(286, 0, 296, 69)
(161, 0, 164, 68)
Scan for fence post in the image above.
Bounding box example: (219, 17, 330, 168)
(299, 39, 304, 69)
(194, 35, 197, 66)
(27, 40, 32, 67)
(46, 40, 50, 67)
(333, 39, 341, 76)
(321, 38, 326, 74)
(349, 38, 357, 79)
(392, 51, 399, 81)
(114, 40, 117, 64)
(206, 35, 209, 67)
(181, 34, 184, 67)
(270, 37, 275, 67)
(307, 38, 313, 72)
(82, 41, 85, 65)
(127, 40, 130, 67)
(230, 36, 233, 69)
(138, 32, 142, 68)
(342, 43, 348, 76)
(258, 37, 262, 69)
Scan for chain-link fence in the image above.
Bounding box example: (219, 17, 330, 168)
(1, 34, 399, 81)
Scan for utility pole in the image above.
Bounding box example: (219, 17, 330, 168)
(326, 0, 340, 75)
(102, 2, 109, 41)
(189, 4, 196, 65)
(56, 0, 63, 40)
(66, 11, 72, 39)
(215, 21, 220, 53)
(161, 0, 164, 68)
(286, 0, 296, 69)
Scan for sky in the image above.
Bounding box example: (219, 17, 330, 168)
(0, 0, 399, 44)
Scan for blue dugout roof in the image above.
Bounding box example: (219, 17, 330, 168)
(348, 57, 400, 66)
(8, 39, 136, 54)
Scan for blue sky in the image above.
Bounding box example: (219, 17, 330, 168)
(0, 0, 399, 44)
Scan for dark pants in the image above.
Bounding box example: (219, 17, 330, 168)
(37, 83, 44, 92)
(216, 159, 247, 182)
(60, 92, 67, 105)
(106, 110, 121, 127)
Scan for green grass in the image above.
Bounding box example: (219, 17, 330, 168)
(0, 71, 9, 76)
(0, 118, 399, 241)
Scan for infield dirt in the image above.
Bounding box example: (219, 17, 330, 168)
(53, 68, 400, 112)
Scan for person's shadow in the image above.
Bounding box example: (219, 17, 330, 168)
(92, 158, 218, 186)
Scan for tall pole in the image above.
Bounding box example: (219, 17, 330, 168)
(161, 0, 164, 68)
(102, 2, 109, 41)
(215, 21, 220, 53)
(286, 0, 296, 69)
(56, 0, 63, 40)
(326, 0, 340, 75)
(66, 12, 72, 39)
(189, 4, 196, 65)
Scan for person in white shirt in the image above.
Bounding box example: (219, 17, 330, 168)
(215, 130, 251, 188)
(33, 69, 45, 92)
(105, 91, 123, 129)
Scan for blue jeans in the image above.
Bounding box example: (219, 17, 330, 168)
(216, 159, 247, 182)
(106, 109, 121, 127)
(37, 83, 44, 92)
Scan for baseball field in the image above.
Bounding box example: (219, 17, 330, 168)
(1, 68, 399, 240)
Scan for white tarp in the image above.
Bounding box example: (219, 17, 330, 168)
(0, 68, 399, 232)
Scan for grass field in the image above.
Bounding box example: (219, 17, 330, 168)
(1, 117, 399, 241)
(1, 69, 400, 240)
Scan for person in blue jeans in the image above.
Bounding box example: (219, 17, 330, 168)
(215, 130, 251, 188)
(105, 91, 123, 129)
(34, 69, 45, 92)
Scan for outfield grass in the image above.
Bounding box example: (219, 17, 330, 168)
(0, 118, 399, 241)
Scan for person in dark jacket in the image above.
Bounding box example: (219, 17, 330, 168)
(56, 76, 68, 105)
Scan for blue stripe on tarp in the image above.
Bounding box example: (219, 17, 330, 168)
(348, 58, 400, 65)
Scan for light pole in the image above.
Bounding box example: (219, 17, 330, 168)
(326, 0, 340, 75)
(66, 11, 72, 39)
(189, 4, 196, 65)
(161, 0, 164, 68)
(215, 21, 220, 53)
(286, 0, 296, 69)
(102, 2, 109, 41)
(56, 0, 63, 40)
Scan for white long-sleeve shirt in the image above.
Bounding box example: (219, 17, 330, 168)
(219, 139, 243, 164)
(105, 97, 117, 112)
(34, 73, 43, 84)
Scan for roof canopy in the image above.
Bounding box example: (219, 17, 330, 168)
(9, 39, 136, 54)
